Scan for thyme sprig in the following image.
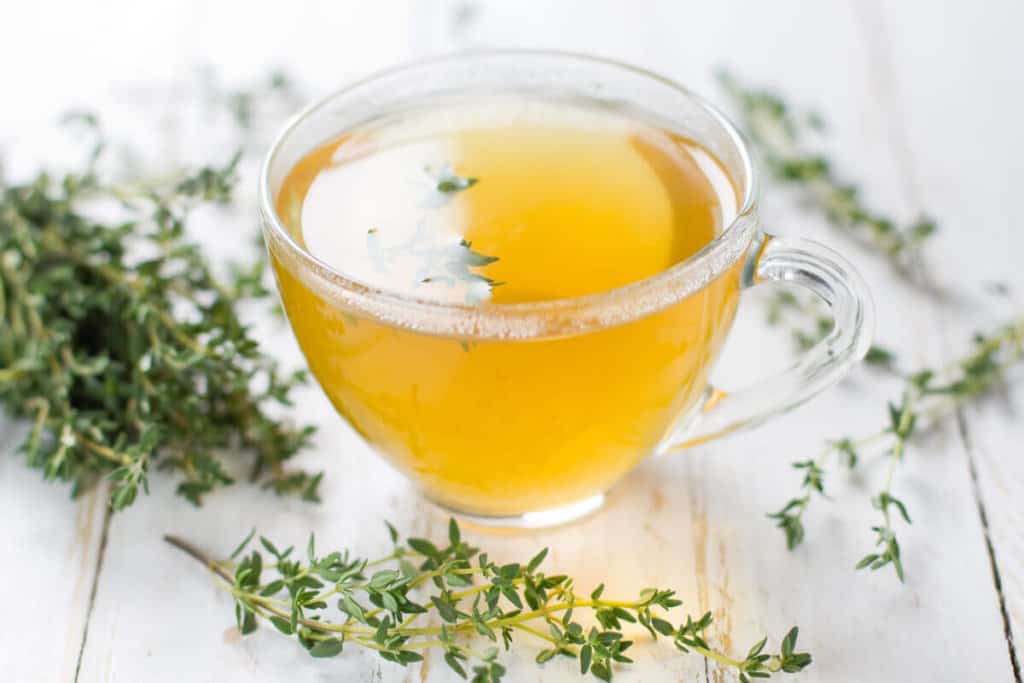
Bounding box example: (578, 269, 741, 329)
(725, 74, 905, 366)
(0, 119, 318, 510)
(719, 71, 936, 269)
(764, 289, 897, 370)
(167, 519, 810, 682)
(771, 318, 1024, 581)
(199, 67, 304, 147)
(367, 166, 501, 304)
(367, 196, 502, 308)
(367, 228, 502, 300)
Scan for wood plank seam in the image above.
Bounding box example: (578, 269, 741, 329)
(956, 411, 1024, 682)
(73, 504, 113, 683)
(853, 0, 1022, 677)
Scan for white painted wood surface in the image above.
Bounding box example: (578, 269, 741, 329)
(1, 1, 1021, 681)
(875, 0, 1024, 669)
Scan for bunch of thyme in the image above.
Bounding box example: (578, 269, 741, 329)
(167, 519, 811, 682)
(0, 118, 319, 510)
(770, 318, 1024, 581)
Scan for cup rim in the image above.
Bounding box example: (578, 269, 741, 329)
(259, 49, 759, 340)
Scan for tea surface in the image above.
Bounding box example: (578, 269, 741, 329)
(277, 97, 735, 305)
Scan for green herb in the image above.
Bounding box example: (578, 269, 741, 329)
(863, 344, 898, 370)
(0, 116, 319, 510)
(166, 518, 811, 682)
(763, 290, 833, 352)
(420, 239, 500, 287)
(368, 167, 501, 304)
(984, 281, 1011, 297)
(721, 74, 1022, 582)
(367, 229, 502, 305)
(763, 289, 895, 369)
(429, 164, 479, 195)
(719, 72, 936, 270)
(199, 67, 304, 146)
(767, 456, 829, 551)
(770, 318, 1024, 581)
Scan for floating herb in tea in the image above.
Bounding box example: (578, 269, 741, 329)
(429, 163, 479, 195)
(366, 221, 504, 304)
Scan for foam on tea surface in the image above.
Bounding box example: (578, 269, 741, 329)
(276, 97, 736, 306)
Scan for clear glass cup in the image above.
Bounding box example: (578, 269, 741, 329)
(259, 51, 874, 528)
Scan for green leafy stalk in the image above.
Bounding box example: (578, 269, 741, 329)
(368, 230, 502, 303)
(763, 290, 897, 370)
(366, 166, 503, 305)
(855, 394, 915, 582)
(771, 318, 1024, 581)
(198, 67, 305, 147)
(719, 71, 936, 270)
(0, 117, 319, 510)
(768, 444, 846, 551)
(167, 519, 812, 682)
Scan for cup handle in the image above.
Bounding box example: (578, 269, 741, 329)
(664, 232, 875, 451)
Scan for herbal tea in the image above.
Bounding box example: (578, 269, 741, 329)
(272, 96, 742, 516)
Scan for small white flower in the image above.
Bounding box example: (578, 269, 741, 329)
(59, 424, 77, 448)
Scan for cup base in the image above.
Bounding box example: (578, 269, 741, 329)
(426, 493, 606, 531)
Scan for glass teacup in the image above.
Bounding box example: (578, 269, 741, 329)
(259, 51, 874, 528)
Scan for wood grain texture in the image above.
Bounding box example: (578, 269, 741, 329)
(1, 0, 1022, 681)
(872, 0, 1024, 676)
(0, 420, 109, 683)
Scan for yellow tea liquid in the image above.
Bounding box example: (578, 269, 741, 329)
(273, 97, 743, 515)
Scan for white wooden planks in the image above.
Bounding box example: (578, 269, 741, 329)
(1, 0, 1021, 681)
(875, 0, 1024, 674)
(0, 421, 109, 682)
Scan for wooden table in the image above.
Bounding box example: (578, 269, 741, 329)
(3, 1, 1022, 680)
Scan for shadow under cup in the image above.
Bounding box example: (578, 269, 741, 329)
(259, 52, 872, 527)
